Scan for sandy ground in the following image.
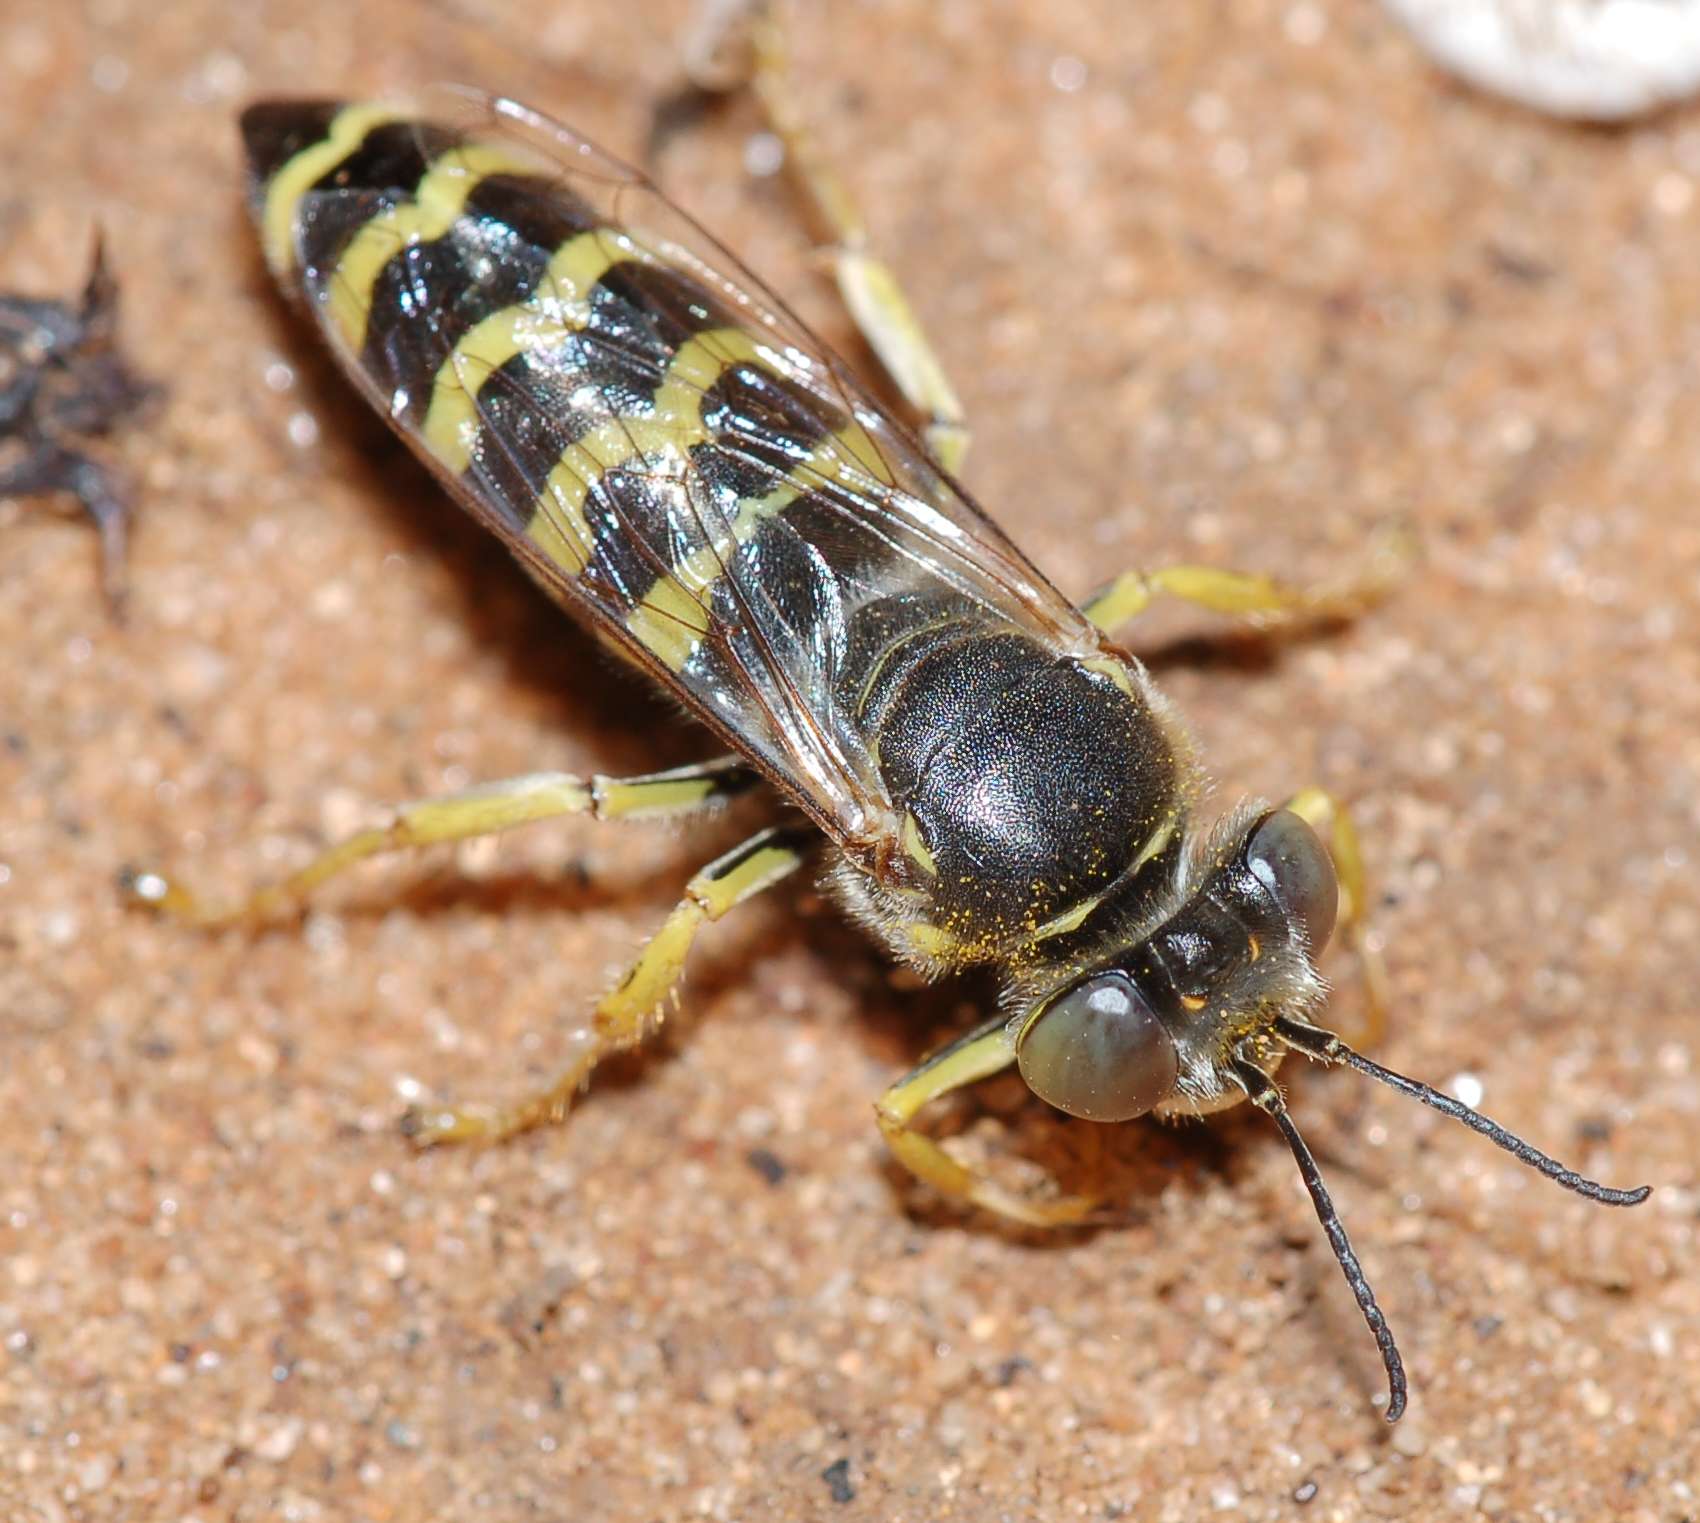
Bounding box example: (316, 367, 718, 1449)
(2, 1, 1697, 1518)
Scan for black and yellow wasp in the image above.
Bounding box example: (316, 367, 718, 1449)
(127, 66, 1647, 1421)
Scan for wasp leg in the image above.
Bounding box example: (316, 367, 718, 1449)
(405, 823, 811, 1145)
(1081, 525, 1415, 637)
(122, 756, 759, 927)
(1284, 786, 1389, 1051)
(875, 1017, 1098, 1227)
(683, 0, 970, 472)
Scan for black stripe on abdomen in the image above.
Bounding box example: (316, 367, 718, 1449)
(358, 173, 603, 426)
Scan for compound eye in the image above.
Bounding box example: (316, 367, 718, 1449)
(1245, 809, 1338, 954)
(1017, 972, 1179, 1122)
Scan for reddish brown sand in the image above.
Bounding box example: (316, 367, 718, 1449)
(3, 2, 1696, 1518)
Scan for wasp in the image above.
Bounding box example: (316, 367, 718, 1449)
(126, 58, 1649, 1421)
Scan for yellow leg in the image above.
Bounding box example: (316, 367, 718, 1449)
(1082, 524, 1415, 637)
(683, 0, 970, 473)
(122, 756, 757, 927)
(875, 1017, 1098, 1227)
(1284, 786, 1389, 1051)
(405, 823, 811, 1144)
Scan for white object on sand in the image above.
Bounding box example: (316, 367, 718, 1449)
(1381, 0, 1700, 118)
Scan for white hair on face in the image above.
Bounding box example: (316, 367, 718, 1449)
(1381, 0, 1700, 119)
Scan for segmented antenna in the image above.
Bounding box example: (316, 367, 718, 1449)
(1271, 1017, 1652, 1207)
(1229, 1054, 1408, 1422)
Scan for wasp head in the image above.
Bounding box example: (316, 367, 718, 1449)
(1011, 805, 1336, 1123)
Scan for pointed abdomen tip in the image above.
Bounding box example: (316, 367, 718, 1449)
(238, 99, 346, 188)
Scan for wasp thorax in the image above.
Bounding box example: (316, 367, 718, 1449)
(1016, 970, 1180, 1122)
(1244, 809, 1338, 955)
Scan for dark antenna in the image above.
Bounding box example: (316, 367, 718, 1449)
(1271, 1017, 1652, 1208)
(1229, 1053, 1408, 1421)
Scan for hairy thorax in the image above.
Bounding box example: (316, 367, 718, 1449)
(830, 601, 1193, 974)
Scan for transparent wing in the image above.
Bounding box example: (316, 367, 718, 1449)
(288, 86, 1099, 849)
